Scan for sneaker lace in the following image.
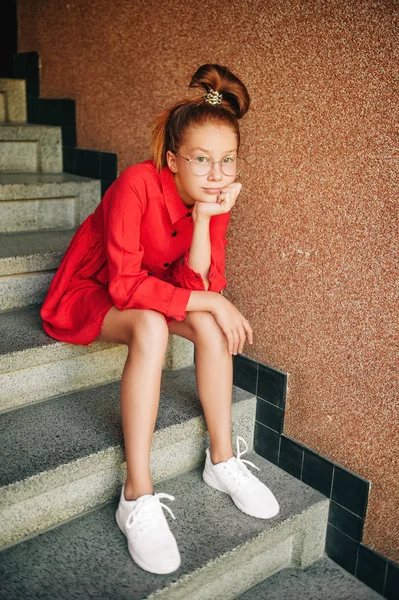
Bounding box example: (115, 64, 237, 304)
(126, 492, 176, 534)
(222, 436, 260, 489)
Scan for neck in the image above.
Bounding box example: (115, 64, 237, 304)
(172, 173, 195, 208)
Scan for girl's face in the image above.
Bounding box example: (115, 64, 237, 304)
(166, 123, 238, 208)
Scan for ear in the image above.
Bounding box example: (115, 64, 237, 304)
(166, 150, 178, 173)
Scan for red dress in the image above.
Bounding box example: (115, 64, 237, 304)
(40, 159, 230, 345)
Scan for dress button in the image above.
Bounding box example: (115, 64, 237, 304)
(171, 231, 177, 237)
(186, 212, 192, 217)
(164, 262, 170, 267)
(148, 272, 152, 276)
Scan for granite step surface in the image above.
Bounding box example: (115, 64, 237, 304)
(0, 452, 329, 600)
(236, 555, 385, 600)
(0, 228, 77, 311)
(0, 304, 193, 412)
(0, 78, 27, 122)
(0, 365, 255, 548)
(0, 122, 62, 172)
(0, 172, 101, 233)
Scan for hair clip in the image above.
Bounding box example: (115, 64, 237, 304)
(203, 88, 223, 105)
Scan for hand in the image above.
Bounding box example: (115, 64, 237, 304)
(210, 294, 253, 355)
(193, 182, 242, 221)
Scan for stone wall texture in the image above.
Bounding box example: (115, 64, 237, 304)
(17, 0, 398, 562)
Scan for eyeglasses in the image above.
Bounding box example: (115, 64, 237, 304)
(173, 152, 242, 177)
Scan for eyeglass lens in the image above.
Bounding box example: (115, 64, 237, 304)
(190, 154, 241, 176)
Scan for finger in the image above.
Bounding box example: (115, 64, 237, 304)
(225, 330, 234, 354)
(243, 320, 253, 345)
(238, 325, 246, 353)
(232, 329, 240, 355)
(217, 191, 230, 204)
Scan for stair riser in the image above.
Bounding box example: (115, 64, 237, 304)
(147, 500, 329, 600)
(0, 398, 256, 548)
(0, 130, 62, 173)
(0, 345, 128, 412)
(0, 94, 6, 122)
(0, 79, 27, 122)
(0, 198, 76, 233)
(0, 141, 39, 172)
(0, 338, 194, 412)
(0, 180, 101, 233)
(0, 271, 55, 310)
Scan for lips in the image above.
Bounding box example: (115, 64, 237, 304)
(203, 188, 223, 194)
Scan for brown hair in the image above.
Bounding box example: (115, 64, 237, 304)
(151, 64, 250, 172)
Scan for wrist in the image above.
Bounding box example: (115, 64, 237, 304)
(193, 213, 211, 226)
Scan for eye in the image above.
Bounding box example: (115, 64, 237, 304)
(223, 156, 235, 164)
(193, 155, 211, 164)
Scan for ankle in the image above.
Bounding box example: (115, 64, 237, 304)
(210, 449, 234, 465)
(124, 483, 154, 501)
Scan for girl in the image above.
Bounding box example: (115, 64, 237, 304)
(40, 64, 279, 575)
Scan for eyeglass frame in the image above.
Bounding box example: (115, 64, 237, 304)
(171, 151, 242, 177)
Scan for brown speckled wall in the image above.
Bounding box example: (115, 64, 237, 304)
(18, 0, 398, 561)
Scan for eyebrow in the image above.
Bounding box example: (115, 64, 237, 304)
(190, 147, 237, 153)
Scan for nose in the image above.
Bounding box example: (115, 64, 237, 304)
(208, 161, 223, 181)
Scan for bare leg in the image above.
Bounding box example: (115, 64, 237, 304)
(168, 312, 234, 464)
(96, 306, 169, 500)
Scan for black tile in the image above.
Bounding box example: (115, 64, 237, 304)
(101, 179, 114, 197)
(254, 421, 279, 465)
(24, 52, 39, 79)
(255, 398, 284, 433)
(233, 354, 258, 395)
(302, 447, 334, 497)
(25, 77, 40, 99)
(325, 523, 358, 575)
(38, 99, 63, 125)
(63, 147, 76, 174)
(278, 435, 303, 479)
(13, 52, 39, 81)
(257, 363, 287, 408)
(75, 149, 101, 179)
(13, 53, 26, 78)
(328, 500, 364, 542)
(331, 465, 370, 519)
(61, 126, 77, 147)
(61, 99, 76, 126)
(356, 544, 387, 595)
(100, 152, 118, 181)
(26, 98, 40, 123)
(385, 559, 399, 600)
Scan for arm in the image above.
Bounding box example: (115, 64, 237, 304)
(186, 214, 211, 290)
(103, 168, 192, 321)
(164, 211, 230, 293)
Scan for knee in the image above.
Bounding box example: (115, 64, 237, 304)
(187, 311, 226, 349)
(127, 310, 169, 348)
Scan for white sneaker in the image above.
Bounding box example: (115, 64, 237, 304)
(115, 485, 181, 574)
(202, 436, 280, 519)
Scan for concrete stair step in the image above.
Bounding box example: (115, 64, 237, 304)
(0, 228, 77, 311)
(0, 122, 62, 172)
(0, 448, 328, 599)
(0, 172, 101, 233)
(0, 304, 193, 412)
(236, 555, 384, 600)
(0, 227, 76, 275)
(0, 366, 256, 549)
(0, 79, 27, 123)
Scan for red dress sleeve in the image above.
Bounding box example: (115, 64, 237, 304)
(103, 168, 192, 320)
(164, 211, 230, 293)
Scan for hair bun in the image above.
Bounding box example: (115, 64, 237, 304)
(188, 64, 250, 119)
